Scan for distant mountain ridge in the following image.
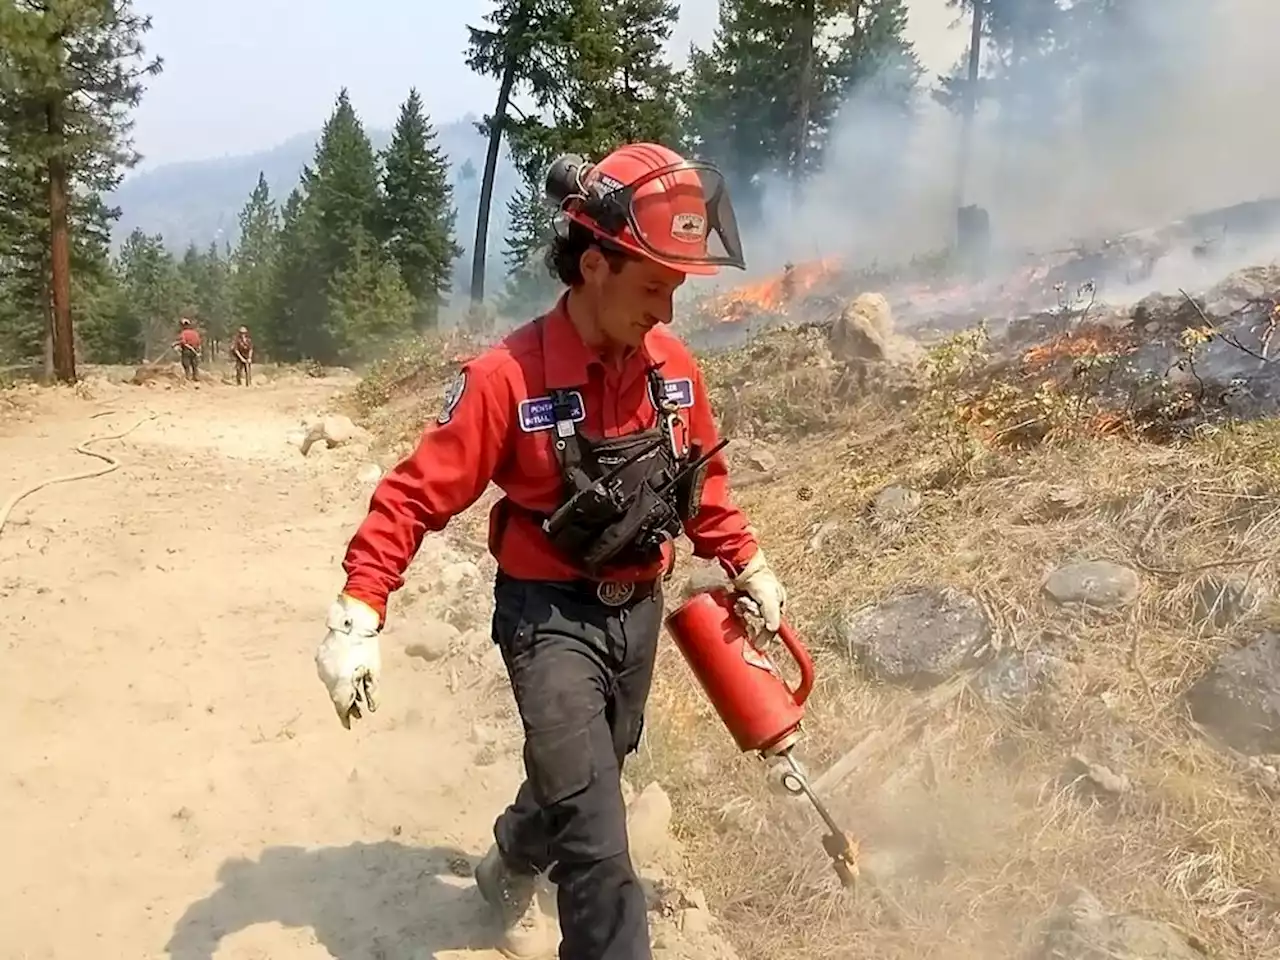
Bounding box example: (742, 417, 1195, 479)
(107, 114, 522, 288)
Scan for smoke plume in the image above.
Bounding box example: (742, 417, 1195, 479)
(735, 0, 1280, 284)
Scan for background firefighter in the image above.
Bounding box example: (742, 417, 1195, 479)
(231, 326, 253, 386)
(315, 142, 787, 960)
(174, 317, 201, 381)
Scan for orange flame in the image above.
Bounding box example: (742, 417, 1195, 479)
(705, 257, 841, 323)
(1022, 325, 1137, 373)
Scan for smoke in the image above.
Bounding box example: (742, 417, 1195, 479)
(734, 0, 1280, 284)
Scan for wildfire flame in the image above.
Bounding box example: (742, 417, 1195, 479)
(705, 257, 841, 323)
(1022, 325, 1137, 373)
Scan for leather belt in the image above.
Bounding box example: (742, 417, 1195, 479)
(573, 578, 661, 607)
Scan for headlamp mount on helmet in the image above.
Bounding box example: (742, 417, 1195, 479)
(543, 148, 746, 273)
(545, 153, 631, 241)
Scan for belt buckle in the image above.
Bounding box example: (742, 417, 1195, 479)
(597, 580, 636, 606)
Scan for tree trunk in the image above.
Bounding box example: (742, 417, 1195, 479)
(43, 278, 54, 382)
(954, 0, 985, 213)
(792, 0, 816, 198)
(46, 96, 75, 384)
(469, 46, 520, 310)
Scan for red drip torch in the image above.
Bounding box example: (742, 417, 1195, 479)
(665, 587, 859, 887)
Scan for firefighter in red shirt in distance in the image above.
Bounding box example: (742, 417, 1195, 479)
(315, 142, 787, 960)
(174, 317, 202, 381)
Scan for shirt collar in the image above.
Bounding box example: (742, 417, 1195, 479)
(540, 292, 656, 390)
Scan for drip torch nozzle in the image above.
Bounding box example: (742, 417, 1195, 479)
(778, 749, 860, 888)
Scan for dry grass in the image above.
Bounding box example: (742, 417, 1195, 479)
(632, 361, 1280, 959)
(354, 320, 1280, 959)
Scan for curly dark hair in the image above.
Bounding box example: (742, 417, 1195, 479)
(546, 221, 634, 286)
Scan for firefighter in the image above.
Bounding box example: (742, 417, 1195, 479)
(174, 317, 201, 381)
(231, 325, 254, 386)
(314, 142, 787, 960)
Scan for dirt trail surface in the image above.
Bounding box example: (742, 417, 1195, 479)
(0, 375, 728, 960)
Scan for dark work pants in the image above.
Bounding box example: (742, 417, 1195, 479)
(235, 358, 251, 385)
(490, 572, 661, 960)
(180, 349, 199, 380)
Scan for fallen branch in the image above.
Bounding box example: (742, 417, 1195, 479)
(0, 412, 157, 538)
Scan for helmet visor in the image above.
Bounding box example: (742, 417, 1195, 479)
(612, 161, 746, 271)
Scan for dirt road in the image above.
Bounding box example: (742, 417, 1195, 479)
(0, 374, 564, 960)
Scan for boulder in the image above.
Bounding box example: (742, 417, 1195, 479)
(837, 586, 992, 686)
(829, 292, 893, 362)
(1033, 887, 1207, 959)
(1186, 631, 1280, 754)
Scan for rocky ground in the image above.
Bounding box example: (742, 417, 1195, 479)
(0, 365, 736, 959)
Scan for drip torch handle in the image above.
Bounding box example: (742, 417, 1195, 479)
(775, 621, 815, 707)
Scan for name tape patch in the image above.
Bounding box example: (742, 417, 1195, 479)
(519, 391, 586, 432)
(663, 378, 695, 409)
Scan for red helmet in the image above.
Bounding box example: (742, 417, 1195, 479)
(547, 143, 746, 276)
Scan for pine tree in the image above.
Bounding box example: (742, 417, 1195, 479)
(0, 0, 162, 382)
(465, 0, 580, 304)
(327, 232, 416, 354)
(307, 89, 381, 280)
(269, 186, 322, 362)
(116, 228, 184, 359)
(231, 172, 279, 354)
(380, 88, 462, 329)
(685, 0, 921, 207)
(498, 171, 558, 315)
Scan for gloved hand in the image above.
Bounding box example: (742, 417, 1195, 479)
(315, 593, 382, 729)
(732, 549, 787, 633)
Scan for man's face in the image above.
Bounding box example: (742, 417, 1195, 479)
(582, 249, 686, 349)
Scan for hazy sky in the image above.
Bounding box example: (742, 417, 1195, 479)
(129, 0, 965, 170)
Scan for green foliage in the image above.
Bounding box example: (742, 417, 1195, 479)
(380, 88, 462, 329)
(231, 173, 279, 349)
(499, 171, 558, 316)
(327, 232, 416, 354)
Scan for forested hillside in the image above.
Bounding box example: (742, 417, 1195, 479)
(106, 118, 523, 273)
(1, 0, 1140, 380)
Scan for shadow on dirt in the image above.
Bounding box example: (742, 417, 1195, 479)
(165, 841, 497, 959)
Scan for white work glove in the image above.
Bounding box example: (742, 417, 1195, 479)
(732, 549, 787, 633)
(315, 594, 382, 729)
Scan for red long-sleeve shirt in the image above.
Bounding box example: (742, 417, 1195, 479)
(341, 295, 758, 621)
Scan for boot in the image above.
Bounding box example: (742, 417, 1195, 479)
(474, 844, 555, 960)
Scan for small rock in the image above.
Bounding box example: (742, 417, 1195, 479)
(1192, 573, 1265, 628)
(807, 519, 841, 553)
(403, 620, 462, 662)
(627, 782, 674, 868)
(1186, 631, 1280, 754)
(1034, 886, 1207, 959)
(471, 723, 499, 745)
(1043, 560, 1140, 608)
(745, 447, 777, 472)
(356, 462, 383, 484)
(679, 907, 711, 936)
(1039, 486, 1088, 518)
(972, 651, 1069, 707)
(1065, 753, 1131, 797)
(870, 485, 921, 521)
(299, 414, 368, 456)
(837, 586, 992, 686)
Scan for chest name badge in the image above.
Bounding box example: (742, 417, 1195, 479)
(519, 391, 586, 433)
(663, 378, 695, 409)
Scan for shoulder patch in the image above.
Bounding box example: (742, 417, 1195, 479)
(518, 391, 586, 432)
(437, 371, 467, 425)
(663, 378, 695, 409)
